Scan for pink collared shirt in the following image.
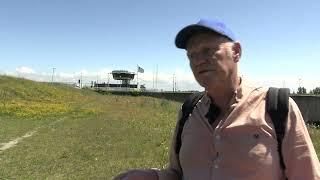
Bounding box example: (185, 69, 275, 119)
(156, 80, 320, 180)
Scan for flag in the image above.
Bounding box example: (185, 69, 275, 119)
(137, 65, 144, 73)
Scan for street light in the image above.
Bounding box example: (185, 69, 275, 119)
(51, 67, 56, 83)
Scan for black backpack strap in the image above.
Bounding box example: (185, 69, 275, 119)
(175, 91, 205, 154)
(266, 87, 290, 172)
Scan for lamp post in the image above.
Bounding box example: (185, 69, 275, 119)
(173, 74, 175, 92)
(51, 67, 56, 83)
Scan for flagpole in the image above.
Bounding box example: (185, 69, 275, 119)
(152, 66, 155, 90)
(136, 65, 139, 90)
(156, 64, 158, 91)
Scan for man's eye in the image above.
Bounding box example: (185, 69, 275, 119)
(202, 48, 212, 56)
(203, 48, 209, 54)
(188, 54, 195, 60)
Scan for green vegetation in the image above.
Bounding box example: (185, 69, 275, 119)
(0, 75, 319, 179)
(0, 76, 99, 119)
(0, 75, 180, 179)
(0, 76, 102, 143)
(308, 125, 320, 155)
(295, 86, 320, 95)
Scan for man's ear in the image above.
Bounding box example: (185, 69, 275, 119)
(232, 42, 242, 62)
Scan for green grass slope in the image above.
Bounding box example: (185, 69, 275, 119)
(0, 75, 318, 179)
(0, 76, 181, 178)
(0, 75, 99, 119)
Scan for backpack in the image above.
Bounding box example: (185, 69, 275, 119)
(175, 87, 290, 172)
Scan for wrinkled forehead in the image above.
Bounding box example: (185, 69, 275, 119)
(186, 31, 230, 50)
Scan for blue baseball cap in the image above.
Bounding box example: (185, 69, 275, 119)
(175, 19, 236, 49)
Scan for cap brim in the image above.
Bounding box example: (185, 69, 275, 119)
(175, 25, 216, 49)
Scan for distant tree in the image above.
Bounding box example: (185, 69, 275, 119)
(297, 87, 307, 94)
(310, 87, 320, 95)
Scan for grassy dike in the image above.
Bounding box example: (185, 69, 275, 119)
(0, 75, 319, 179)
(0, 76, 180, 179)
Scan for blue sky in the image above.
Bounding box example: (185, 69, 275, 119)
(1, 0, 319, 91)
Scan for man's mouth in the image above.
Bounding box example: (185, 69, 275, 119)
(198, 70, 214, 74)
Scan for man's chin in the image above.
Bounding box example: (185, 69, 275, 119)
(196, 77, 221, 88)
(196, 78, 212, 88)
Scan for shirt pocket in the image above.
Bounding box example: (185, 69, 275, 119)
(180, 115, 212, 168)
(219, 125, 276, 169)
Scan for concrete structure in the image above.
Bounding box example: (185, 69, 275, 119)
(291, 95, 320, 123)
(94, 70, 138, 91)
(97, 90, 320, 124)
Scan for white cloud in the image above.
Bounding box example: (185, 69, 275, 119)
(16, 66, 35, 74)
(244, 74, 320, 93)
(134, 68, 202, 91)
(3, 67, 319, 92)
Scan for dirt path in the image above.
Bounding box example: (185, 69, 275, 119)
(0, 130, 37, 151)
(0, 117, 66, 152)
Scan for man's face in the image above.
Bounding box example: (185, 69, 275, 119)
(186, 32, 238, 89)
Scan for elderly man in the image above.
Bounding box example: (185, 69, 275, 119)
(114, 19, 320, 180)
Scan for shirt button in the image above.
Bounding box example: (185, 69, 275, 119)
(216, 135, 221, 140)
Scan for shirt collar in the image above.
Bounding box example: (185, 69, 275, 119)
(201, 77, 258, 106)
